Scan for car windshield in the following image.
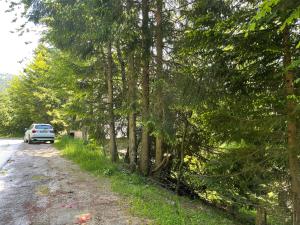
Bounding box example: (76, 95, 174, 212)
(35, 125, 53, 130)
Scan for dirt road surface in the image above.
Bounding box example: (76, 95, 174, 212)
(0, 139, 23, 169)
(0, 140, 149, 225)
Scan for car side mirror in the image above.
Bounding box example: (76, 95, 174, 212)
(24, 128, 28, 131)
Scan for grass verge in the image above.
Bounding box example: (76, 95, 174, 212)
(55, 136, 239, 225)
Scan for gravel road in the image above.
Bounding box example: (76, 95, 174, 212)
(0, 140, 149, 225)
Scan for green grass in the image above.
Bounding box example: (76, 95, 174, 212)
(55, 136, 239, 225)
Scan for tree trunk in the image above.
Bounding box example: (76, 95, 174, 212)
(116, 41, 130, 163)
(107, 42, 118, 162)
(124, 0, 138, 171)
(255, 206, 267, 225)
(176, 117, 188, 194)
(283, 26, 300, 225)
(294, 195, 300, 225)
(116, 41, 127, 97)
(127, 46, 137, 171)
(154, 0, 165, 175)
(278, 189, 289, 213)
(82, 125, 88, 143)
(139, 0, 151, 176)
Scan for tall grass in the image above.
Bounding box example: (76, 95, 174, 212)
(55, 136, 239, 225)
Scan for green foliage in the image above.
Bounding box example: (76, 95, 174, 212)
(249, 0, 300, 32)
(169, 0, 298, 221)
(0, 44, 108, 137)
(4, 0, 299, 222)
(55, 136, 116, 174)
(0, 91, 13, 135)
(2, 46, 73, 133)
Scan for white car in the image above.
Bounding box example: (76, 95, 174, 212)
(24, 123, 55, 144)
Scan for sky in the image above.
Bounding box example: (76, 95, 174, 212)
(0, 0, 41, 75)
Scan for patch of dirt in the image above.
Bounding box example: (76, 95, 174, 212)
(0, 142, 151, 225)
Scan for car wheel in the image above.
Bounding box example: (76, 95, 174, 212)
(28, 138, 33, 144)
(50, 140, 54, 144)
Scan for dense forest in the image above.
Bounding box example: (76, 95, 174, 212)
(0, 0, 299, 224)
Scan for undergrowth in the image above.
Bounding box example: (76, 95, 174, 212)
(55, 136, 239, 225)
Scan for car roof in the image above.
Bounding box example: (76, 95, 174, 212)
(33, 123, 52, 126)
